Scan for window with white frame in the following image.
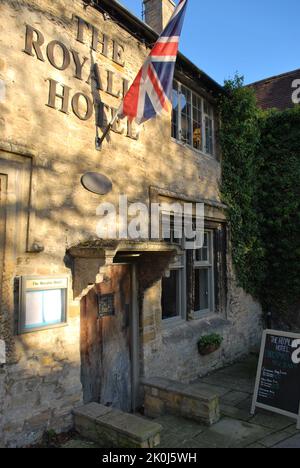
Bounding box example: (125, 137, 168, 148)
(193, 230, 214, 316)
(172, 81, 215, 156)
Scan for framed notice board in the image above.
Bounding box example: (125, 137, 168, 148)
(19, 276, 68, 334)
(251, 330, 300, 429)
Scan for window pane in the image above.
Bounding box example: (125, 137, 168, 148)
(204, 100, 213, 117)
(194, 269, 209, 312)
(162, 270, 180, 319)
(196, 246, 208, 262)
(180, 86, 191, 145)
(162, 214, 182, 244)
(25, 291, 43, 328)
(172, 83, 179, 139)
(192, 94, 202, 150)
(205, 116, 214, 155)
(25, 289, 64, 329)
(43, 290, 63, 324)
(171, 216, 183, 244)
(195, 232, 209, 262)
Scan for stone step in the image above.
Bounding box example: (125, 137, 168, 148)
(142, 377, 220, 426)
(73, 402, 162, 448)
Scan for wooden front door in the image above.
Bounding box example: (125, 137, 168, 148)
(80, 264, 134, 412)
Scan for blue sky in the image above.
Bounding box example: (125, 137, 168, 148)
(118, 0, 300, 85)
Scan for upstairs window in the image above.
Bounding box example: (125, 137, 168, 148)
(172, 81, 215, 157)
(204, 101, 214, 155)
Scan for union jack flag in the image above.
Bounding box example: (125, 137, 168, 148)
(119, 0, 188, 125)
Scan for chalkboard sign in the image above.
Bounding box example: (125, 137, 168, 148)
(251, 330, 300, 429)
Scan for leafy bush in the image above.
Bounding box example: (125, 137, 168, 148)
(219, 75, 300, 328)
(258, 107, 300, 324)
(218, 75, 265, 297)
(198, 334, 223, 348)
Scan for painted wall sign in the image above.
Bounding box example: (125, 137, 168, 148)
(22, 15, 139, 140)
(251, 329, 300, 429)
(81, 172, 112, 195)
(25, 278, 68, 290)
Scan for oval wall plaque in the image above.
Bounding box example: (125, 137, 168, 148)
(81, 172, 112, 195)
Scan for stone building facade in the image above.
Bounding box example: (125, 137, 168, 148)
(0, 0, 262, 447)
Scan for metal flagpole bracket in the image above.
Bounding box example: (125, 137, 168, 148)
(95, 136, 101, 151)
(95, 107, 121, 151)
(95, 123, 112, 151)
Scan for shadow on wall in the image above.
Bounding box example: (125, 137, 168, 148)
(0, 0, 223, 447)
(0, 351, 82, 448)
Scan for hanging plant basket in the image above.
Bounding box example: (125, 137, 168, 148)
(198, 343, 220, 356)
(197, 334, 223, 356)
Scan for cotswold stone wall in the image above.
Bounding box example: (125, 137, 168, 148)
(0, 318, 82, 447)
(142, 274, 262, 384)
(0, 0, 262, 447)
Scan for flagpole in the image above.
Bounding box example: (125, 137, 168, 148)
(95, 0, 188, 150)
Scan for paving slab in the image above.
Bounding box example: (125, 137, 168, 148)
(154, 415, 205, 438)
(191, 382, 230, 398)
(250, 410, 296, 431)
(284, 425, 300, 435)
(221, 359, 258, 377)
(159, 432, 188, 449)
(61, 439, 100, 449)
(222, 391, 250, 406)
(153, 414, 182, 430)
(220, 404, 253, 422)
(194, 418, 270, 448)
(273, 434, 300, 448)
(236, 397, 253, 411)
(180, 439, 215, 449)
(247, 443, 266, 448)
(259, 431, 292, 448)
(201, 373, 254, 393)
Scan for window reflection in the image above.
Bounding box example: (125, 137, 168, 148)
(172, 81, 215, 156)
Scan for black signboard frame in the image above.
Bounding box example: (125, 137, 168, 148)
(251, 330, 300, 429)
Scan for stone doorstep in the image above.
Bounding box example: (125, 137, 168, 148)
(95, 410, 161, 442)
(142, 377, 220, 426)
(142, 377, 219, 403)
(142, 377, 176, 392)
(74, 402, 111, 422)
(74, 403, 162, 445)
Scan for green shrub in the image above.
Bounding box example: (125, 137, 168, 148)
(219, 75, 300, 327)
(198, 334, 223, 348)
(218, 75, 265, 298)
(258, 107, 300, 322)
